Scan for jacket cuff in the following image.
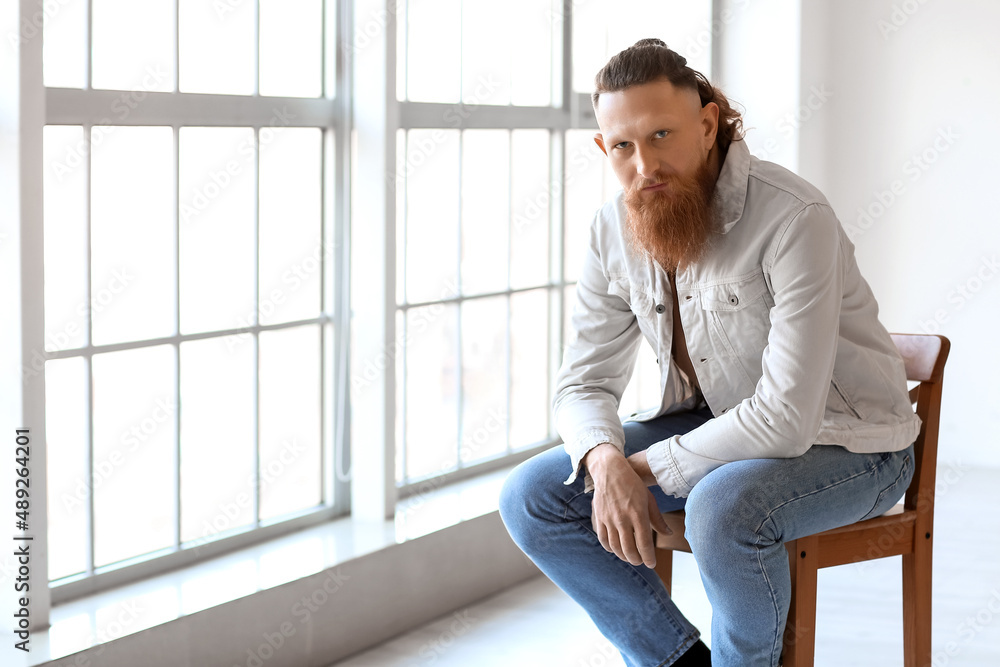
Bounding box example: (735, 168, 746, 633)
(646, 436, 694, 498)
(563, 428, 623, 492)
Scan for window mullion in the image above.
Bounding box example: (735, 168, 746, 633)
(252, 125, 262, 527)
(84, 124, 96, 578)
(172, 124, 181, 549)
(349, 0, 398, 521)
(455, 130, 464, 471)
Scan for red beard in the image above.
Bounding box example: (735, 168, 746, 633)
(623, 159, 718, 272)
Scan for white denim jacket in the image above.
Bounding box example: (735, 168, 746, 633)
(555, 139, 921, 498)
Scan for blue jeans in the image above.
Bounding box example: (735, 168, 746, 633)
(499, 407, 913, 667)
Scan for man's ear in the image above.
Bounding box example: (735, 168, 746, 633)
(701, 102, 720, 151)
(594, 134, 608, 156)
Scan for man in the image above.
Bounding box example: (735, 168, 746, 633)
(499, 39, 920, 667)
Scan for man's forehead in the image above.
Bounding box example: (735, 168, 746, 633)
(595, 79, 702, 129)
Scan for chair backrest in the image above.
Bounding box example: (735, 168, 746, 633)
(890, 334, 951, 515)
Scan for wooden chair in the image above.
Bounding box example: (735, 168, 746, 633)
(653, 333, 950, 667)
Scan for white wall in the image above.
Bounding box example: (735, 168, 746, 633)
(798, 0, 1000, 469)
(722, 0, 1000, 469)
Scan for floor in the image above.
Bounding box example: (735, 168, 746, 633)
(329, 464, 1000, 667)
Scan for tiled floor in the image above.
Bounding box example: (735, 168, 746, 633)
(330, 464, 1000, 666)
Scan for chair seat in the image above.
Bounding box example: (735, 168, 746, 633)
(655, 503, 914, 568)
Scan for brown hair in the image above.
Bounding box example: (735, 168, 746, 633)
(593, 38, 744, 152)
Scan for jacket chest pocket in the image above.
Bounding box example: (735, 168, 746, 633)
(698, 270, 774, 382)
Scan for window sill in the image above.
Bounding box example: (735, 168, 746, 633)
(17, 467, 516, 667)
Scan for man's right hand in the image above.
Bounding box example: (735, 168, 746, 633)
(583, 443, 671, 569)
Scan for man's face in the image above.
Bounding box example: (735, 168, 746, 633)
(594, 78, 718, 200)
(594, 79, 722, 271)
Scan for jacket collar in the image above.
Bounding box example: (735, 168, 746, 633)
(714, 138, 751, 235)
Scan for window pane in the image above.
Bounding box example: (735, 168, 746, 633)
(259, 0, 323, 97)
(573, 0, 713, 93)
(563, 130, 608, 283)
(395, 311, 406, 484)
(461, 130, 509, 295)
(404, 304, 459, 479)
(179, 0, 255, 95)
(180, 336, 255, 543)
(460, 297, 508, 464)
(509, 0, 555, 106)
(395, 129, 406, 304)
(46, 358, 89, 581)
(404, 0, 461, 103)
(405, 129, 459, 303)
(91, 126, 175, 345)
(259, 326, 321, 520)
(92, 346, 176, 567)
(259, 128, 322, 324)
(92, 0, 175, 92)
(510, 289, 549, 449)
(179, 127, 256, 334)
(44, 125, 89, 351)
(461, 0, 511, 106)
(43, 0, 87, 88)
(510, 129, 550, 289)
(620, 342, 661, 417)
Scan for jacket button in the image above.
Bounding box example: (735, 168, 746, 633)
(729, 294, 739, 305)
(655, 304, 666, 314)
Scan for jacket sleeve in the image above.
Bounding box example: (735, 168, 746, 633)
(645, 203, 846, 497)
(554, 213, 642, 488)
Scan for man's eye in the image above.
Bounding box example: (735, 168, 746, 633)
(654, 130, 669, 139)
(614, 142, 629, 150)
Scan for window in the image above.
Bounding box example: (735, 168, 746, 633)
(27, 0, 714, 619)
(41, 0, 348, 601)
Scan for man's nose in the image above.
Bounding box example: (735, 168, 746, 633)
(634, 147, 659, 180)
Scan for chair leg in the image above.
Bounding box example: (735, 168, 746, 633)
(902, 530, 933, 667)
(782, 537, 818, 667)
(653, 548, 674, 596)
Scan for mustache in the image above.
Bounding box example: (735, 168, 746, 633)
(632, 175, 677, 191)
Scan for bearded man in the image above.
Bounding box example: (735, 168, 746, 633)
(500, 39, 920, 667)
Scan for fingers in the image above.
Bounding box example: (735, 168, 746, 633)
(595, 516, 611, 554)
(633, 520, 657, 568)
(596, 514, 645, 566)
(647, 490, 673, 537)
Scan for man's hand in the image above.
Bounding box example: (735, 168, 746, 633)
(584, 444, 671, 568)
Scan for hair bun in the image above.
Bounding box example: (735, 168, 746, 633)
(633, 38, 668, 49)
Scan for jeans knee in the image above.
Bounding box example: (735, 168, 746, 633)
(684, 475, 767, 553)
(499, 455, 566, 555)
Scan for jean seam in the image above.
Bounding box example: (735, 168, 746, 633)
(753, 453, 890, 536)
(859, 453, 912, 521)
(752, 515, 784, 667)
(561, 501, 696, 654)
(750, 452, 906, 667)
